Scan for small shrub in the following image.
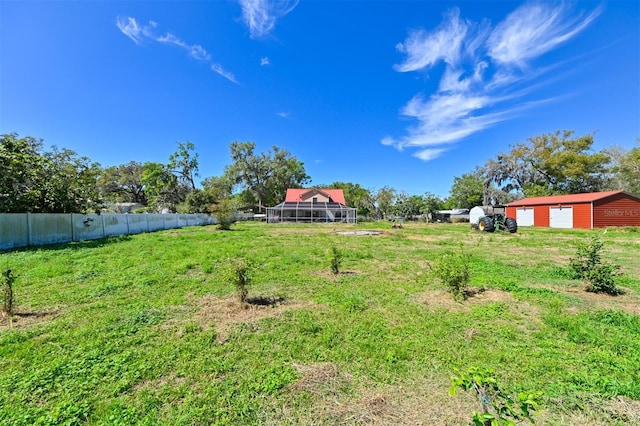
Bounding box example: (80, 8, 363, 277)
(2, 269, 15, 318)
(569, 237, 622, 295)
(430, 248, 470, 301)
(450, 366, 543, 426)
(329, 246, 342, 275)
(225, 258, 254, 303)
(213, 198, 239, 230)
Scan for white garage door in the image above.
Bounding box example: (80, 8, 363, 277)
(516, 208, 534, 226)
(550, 206, 573, 228)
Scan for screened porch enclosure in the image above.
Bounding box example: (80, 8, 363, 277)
(267, 202, 357, 223)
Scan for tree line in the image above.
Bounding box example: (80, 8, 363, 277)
(1, 131, 638, 218)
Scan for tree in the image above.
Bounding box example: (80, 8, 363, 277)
(371, 186, 396, 219)
(0, 133, 101, 213)
(169, 141, 199, 190)
(607, 141, 640, 196)
(141, 162, 184, 212)
(328, 181, 373, 216)
(201, 175, 235, 202)
(0, 133, 48, 212)
(97, 161, 147, 204)
(421, 192, 445, 218)
(447, 172, 484, 209)
(44, 147, 102, 213)
(212, 198, 240, 230)
(225, 141, 309, 211)
(482, 130, 611, 197)
(393, 192, 427, 218)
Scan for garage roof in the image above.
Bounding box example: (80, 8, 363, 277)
(507, 190, 632, 207)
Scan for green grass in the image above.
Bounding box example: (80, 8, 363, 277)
(1, 222, 639, 425)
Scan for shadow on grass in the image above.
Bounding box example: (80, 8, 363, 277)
(246, 295, 287, 306)
(1, 308, 60, 329)
(2, 235, 132, 254)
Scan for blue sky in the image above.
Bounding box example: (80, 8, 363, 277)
(1, 0, 638, 198)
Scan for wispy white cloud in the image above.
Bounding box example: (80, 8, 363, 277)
(211, 64, 237, 83)
(157, 32, 212, 61)
(116, 16, 237, 83)
(414, 148, 448, 161)
(238, 0, 299, 39)
(277, 111, 290, 118)
(116, 16, 147, 44)
(487, 2, 600, 68)
(394, 8, 468, 72)
(261, 57, 270, 66)
(386, 2, 600, 161)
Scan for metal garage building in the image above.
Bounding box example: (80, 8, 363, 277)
(505, 190, 640, 229)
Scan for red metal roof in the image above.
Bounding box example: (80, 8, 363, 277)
(285, 188, 347, 204)
(507, 190, 626, 207)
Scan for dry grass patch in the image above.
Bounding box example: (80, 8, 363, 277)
(277, 370, 479, 426)
(0, 308, 60, 330)
(542, 395, 640, 425)
(560, 285, 640, 315)
(190, 294, 316, 343)
(133, 375, 186, 392)
(314, 269, 361, 280)
(289, 362, 351, 396)
(413, 288, 513, 312)
(269, 225, 355, 237)
(405, 235, 449, 243)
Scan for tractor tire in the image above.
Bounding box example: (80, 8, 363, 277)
(478, 216, 495, 232)
(505, 217, 518, 233)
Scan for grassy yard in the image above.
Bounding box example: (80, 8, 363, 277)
(1, 221, 639, 425)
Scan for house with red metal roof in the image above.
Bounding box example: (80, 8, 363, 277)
(505, 190, 640, 229)
(266, 188, 357, 223)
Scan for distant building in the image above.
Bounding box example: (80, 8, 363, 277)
(434, 208, 469, 223)
(505, 190, 640, 229)
(266, 188, 357, 223)
(111, 203, 145, 213)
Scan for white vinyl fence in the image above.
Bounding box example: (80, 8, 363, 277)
(0, 213, 215, 250)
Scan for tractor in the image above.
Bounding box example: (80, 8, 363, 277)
(470, 206, 518, 233)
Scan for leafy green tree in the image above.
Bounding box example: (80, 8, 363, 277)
(607, 141, 640, 196)
(447, 172, 484, 209)
(372, 186, 396, 219)
(421, 192, 445, 218)
(179, 175, 236, 214)
(483, 130, 611, 197)
(1, 133, 48, 212)
(141, 162, 185, 212)
(225, 141, 309, 211)
(169, 141, 199, 190)
(44, 147, 102, 213)
(213, 198, 240, 230)
(179, 189, 212, 214)
(327, 181, 372, 216)
(0, 133, 101, 213)
(97, 161, 147, 204)
(393, 192, 426, 218)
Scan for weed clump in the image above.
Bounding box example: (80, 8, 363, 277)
(430, 248, 470, 302)
(569, 237, 623, 295)
(450, 366, 543, 426)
